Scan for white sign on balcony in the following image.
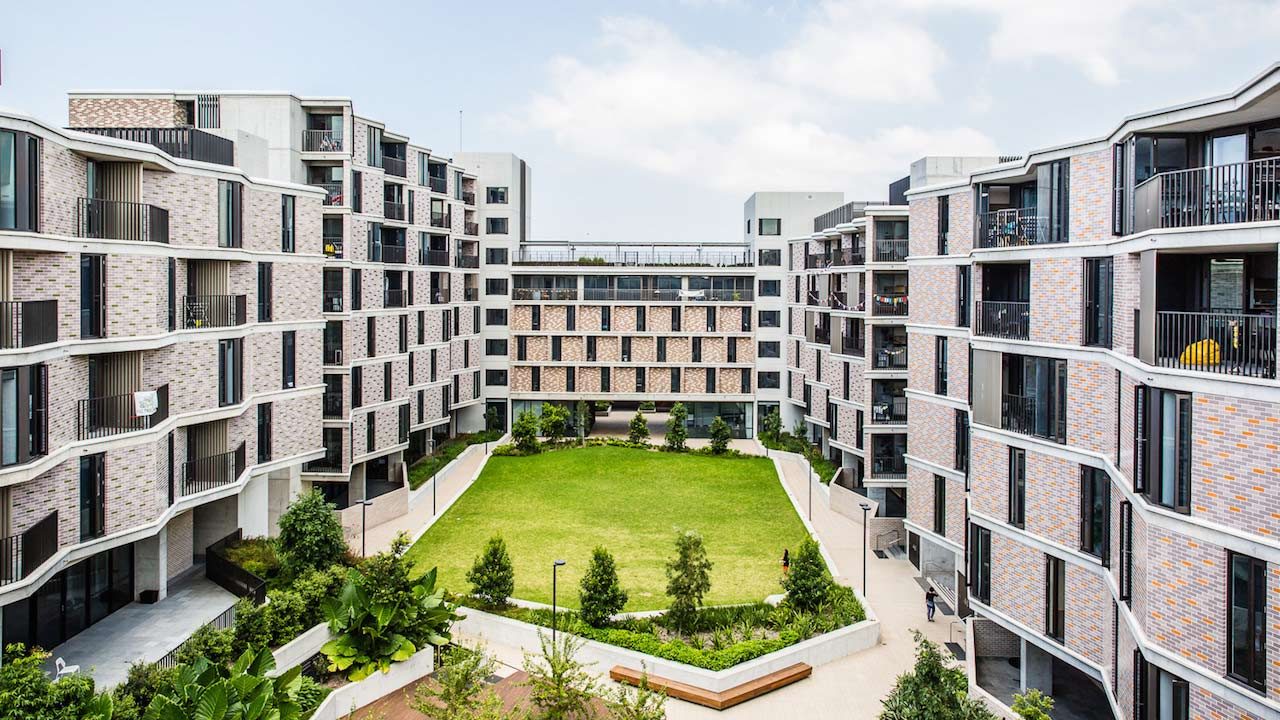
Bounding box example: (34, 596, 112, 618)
(134, 391, 159, 417)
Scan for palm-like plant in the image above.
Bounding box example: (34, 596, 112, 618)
(142, 647, 302, 720)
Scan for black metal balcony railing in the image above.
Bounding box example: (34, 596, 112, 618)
(871, 458, 907, 480)
(1134, 157, 1280, 233)
(0, 300, 58, 349)
(316, 182, 343, 207)
(975, 300, 1030, 340)
(370, 244, 406, 264)
(841, 335, 865, 357)
(464, 222, 479, 236)
(1154, 310, 1277, 379)
(384, 201, 406, 221)
(805, 253, 829, 270)
(464, 288, 479, 302)
(302, 129, 343, 152)
(385, 289, 408, 308)
(0, 511, 57, 587)
(324, 344, 343, 365)
(323, 290, 343, 313)
(323, 236, 343, 258)
(77, 198, 170, 243)
(205, 530, 266, 604)
(872, 399, 907, 424)
(455, 254, 479, 269)
(1001, 393, 1066, 443)
(462, 191, 476, 205)
(872, 294, 908, 316)
(814, 328, 831, 345)
(874, 346, 908, 369)
(181, 442, 246, 496)
(978, 207, 1048, 248)
(428, 176, 447, 194)
(74, 126, 234, 166)
(182, 295, 247, 329)
(382, 156, 407, 178)
(424, 249, 450, 266)
(430, 212, 450, 228)
(515, 249, 753, 268)
(77, 384, 169, 440)
(431, 287, 451, 304)
(323, 392, 343, 419)
(807, 290, 821, 307)
(874, 238, 909, 263)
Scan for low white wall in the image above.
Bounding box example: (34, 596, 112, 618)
(406, 434, 508, 508)
(271, 622, 331, 673)
(829, 482, 876, 524)
(454, 607, 879, 695)
(307, 645, 436, 720)
(339, 485, 408, 543)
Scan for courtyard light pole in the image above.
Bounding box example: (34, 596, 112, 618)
(552, 559, 566, 643)
(360, 498, 375, 557)
(427, 437, 438, 516)
(859, 502, 872, 596)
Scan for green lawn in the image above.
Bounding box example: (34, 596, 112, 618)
(404, 446, 810, 611)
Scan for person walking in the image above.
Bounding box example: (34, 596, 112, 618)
(925, 587, 938, 622)
(781, 549, 790, 576)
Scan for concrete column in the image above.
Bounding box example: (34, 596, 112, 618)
(134, 533, 167, 602)
(238, 474, 269, 538)
(1020, 639, 1053, 694)
(266, 466, 300, 536)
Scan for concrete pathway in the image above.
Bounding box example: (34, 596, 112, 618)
(360, 445, 490, 556)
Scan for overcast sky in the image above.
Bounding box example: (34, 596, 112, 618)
(2, 0, 1278, 242)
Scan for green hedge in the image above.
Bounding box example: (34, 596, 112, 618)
(408, 431, 503, 489)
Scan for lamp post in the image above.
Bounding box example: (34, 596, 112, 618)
(859, 502, 872, 596)
(552, 559, 566, 643)
(807, 454, 815, 521)
(359, 498, 375, 557)
(427, 437, 438, 516)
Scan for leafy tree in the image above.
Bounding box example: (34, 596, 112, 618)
(277, 490, 347, 578)
(142, 647, 303, 720)
(760, 410, 782, 444)
(664, 403, 688, 451)
(467, 534, 516, 607)
(664, 530, 712, 632)
(512, 410, 540, 453)
(1012, 689, 1055, 720)
(522, 633, 599, 720)
(579, 546, 628, 627)
(0, 644, 114, 720)
(485, 406, 501, 433)
(708, 417, 732, 454)
(606, 668, 668, 720)
(540, 403, 571, 444)
(112, 661, 178, 720)
(879, 632, 997, 720)
(175, 623, 236, 667)
(628, 411, 650, 444)
(412, 644, 510, 720)
(782, 538, 832, 612)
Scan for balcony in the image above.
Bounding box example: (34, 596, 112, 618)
(807, 290, 821, 307)
(870, 457, 907, 480)
(302, 130, 343, 152)
(828, 291, 850, 310)
(872, 293, 908, 316)
(424, 249, 450, 266)
(428, 176, 447, 194)
(383, 156, 407, 178)
(514, 248, 753, 268)
(0, 511, 57, 587)
(1001, 393, 1065, 443)
(77, 384, 169, 440)
(430, 212, 450, 229)
(806, 247, 867, 268)
(978, 207, 1047, 248)
(324, 343, 343, 366)
(873, 345, 907, 369)
(464, 288, 479, 302)
(77, 198, 170, 243)
(384, 289, 408, 308)
(455, 254, 479, 269)
(181, 295, 247, 329)
(323, 236, 343, 258)
(839, 332, 865, 357)
(0, 300, 58, 349)
(1152, 310, 1276, 379)
(873, 238, 908, 263)
(317, 182, 343, 207)
(323, 392, 343, 419)
(871, 397, 907, 424)
(975, 301, 1030, 340)
(1134, 157, 1280, 233)
(180, 441, 246, 496)
(514, 288, 579, 301)
(369, 243, 406, 264)
(464, 222, 479, 236)
(323, 290, 343, 313)
(384, 201, 406, 221)
(462, 191, 476, 205)
(73, 126, 234, 166)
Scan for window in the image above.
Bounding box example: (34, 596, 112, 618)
(635, 367, 645, 392)
(601, 306, 611, 331)
(486, 370, 508, 386)
(758, 218, 781, 235)
(517, 336, 528, 361)
(1228, 552, 1267, 692)
(1080, 467, 1110, 561)
(759, 341, 780, 358)
(399, 404, 409, 444)
(417, 311, 425, 345)
(257, 263, 273, 322)
(741, 368, 750, 393)
(741, 306, 752, 332)
(351, 269, 362, 311)
(1002, 354, 1067, 443)
(956, 266, 970, 328)
(486, 217, 509, 234)
(566, 307, 576, 331)
(486, 247, 508, 264)
(1112, 143, 1127, 236)
(1083, 257, 1113, 347)
(1119, 501, 1134, 604)
(955, 410, 969, 474)
(758, 371, 780, 389)
(566, 367, 576, 392)
(531, 305, 541, 331)
(1008, 447, 1026, 528)
(399, 315, 408, 353)
(79, 453, 106, 541)
(80, 254, 106, 339)
(759, 280, 780, 297)
(746, 219, 751, 234)
(692, 337, 702, 362)
(1135, 386, 1191, 513)
(351, 170, 362, 212)
(552, 336, 563, 361)
(486, 339, 507, 356)
(656, 337, 667, 362)
(485, 278, 508, 295)
(367, 317, 376, 356)
(352, 366, 363, 407)
(759, 249, 781, 266)
(366, 125, 383, 167)
(758, 311, 780, 328)
(217, 180, 243, 248)
(705, 368, 715, 393)
(933, 475, 946, 535)
(282, 331, 296, 389)
(705, 306, 716, 332)
(281, 195, 296, 252)
(671, 307, 681, 332)
(969, 524, 991, 604)
(937, 195, 949, 254)
(218, 338, 243, 406)
(636, 306, 646, 332)
(486, 187, 508, 203)
(383, 361, 392, 401)
(586, 336, 596, 361)
(671, 367, 681, 390)
(934, 336, 948, 395)
(0, 131, 39, 232)
(621, 337, 631, 361)
(486, 309, 508, 326)
(1, 365, 47, 466)
(1045, 555, 1065, 641)
(1134, 651, 1189, 720)
(367, 412, 376, 452)
(257, 403, 272, 463)
(601, 367, 611, 392)
(531, 366, 541, 391)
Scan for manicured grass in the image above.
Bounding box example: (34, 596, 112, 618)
(404, 446, 810, 611)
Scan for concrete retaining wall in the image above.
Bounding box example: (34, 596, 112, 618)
(339, 485, 408, 543)
(271, 622, 331, 672)
(307, 645, 436, 720)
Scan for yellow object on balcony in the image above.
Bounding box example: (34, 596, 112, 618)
(1179, 338, 1221, 366)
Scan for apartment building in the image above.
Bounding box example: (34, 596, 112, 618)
(0, 110, 325, 656)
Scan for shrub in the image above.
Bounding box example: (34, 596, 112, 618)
(579, 546, 628, 627)
(143, 647, 303, 719)
(664, 403, 688, 451)
(409, 432, 505, 489)
(606, 668, 668, 720)
(594, 401, 610, 412)
(265, 589, 308, 645)
(467, 534, 516, 607)
(708, 416, 732, 454)
(782, 538, 832, 612)
(540, 402, 571, 444)
(175, 623, 237, 667)
(760, 410, 782, 444)
(0, 644, 114, 720)
(638, 400, 656, 412)
(277, 490, 348, 578)
(295, 675, 331, 716)
(292, 564, 348, 615)
(664, 530, 712, 632)
(1012, 689, 1055, 720)
(879, 631, 996, 720)
(411, 643, 504, 720)
(522, 633, 600, 720)
(112, 661, 177, 720)
(232, 598, 273, 651)
(628, 411, 650, 444)
(224, 537, 281, 581)
(512, 410, 540, 453)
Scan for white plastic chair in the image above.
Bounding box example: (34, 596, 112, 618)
(55, 657, 80, 678)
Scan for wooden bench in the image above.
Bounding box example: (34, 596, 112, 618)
(609, 662, 812, 710)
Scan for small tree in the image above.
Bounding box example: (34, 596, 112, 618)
(467, 534, 516, 607)
(484, 406, 500, 433)
(708, 416, 732, 454)
(512, 410, 540, 453)
(782, 538, 831, 612)
(628, 411, 650, 444)
(522, 633, 599, 720)
(579, 546, 628, 627)
(277, 489, 347, 577)
(664, 530, 712, 632)
(1011, 689, 1055, 720)
(879, 631, 996, 720)
(606, 667, 668, 720)
(760, 410, 782, 444)
(412, 643, 509, 720)
(540, 402, 571, 445)
(664, 403, 688, 451)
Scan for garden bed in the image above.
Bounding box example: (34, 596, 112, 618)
(408, 430, 503, 489)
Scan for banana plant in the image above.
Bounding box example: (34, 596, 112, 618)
(142, 647, 302, 720)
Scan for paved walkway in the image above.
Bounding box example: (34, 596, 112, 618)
(360, 445, 490, 555)
(47, 573, 237, 688)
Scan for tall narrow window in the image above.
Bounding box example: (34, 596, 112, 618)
(1228, 552, 1267, 692)
(1083, 257, 1113, 347)
(367, 317, 376, 357)
(955, 410, 969, 474)
(969, 524, 991, 604)
(1046, 555, 1065, 641)
(705, 368, 715, 393)
(657, 337, 667, 362)
(956, 266, 971, 328)
(601, 367, 610, 392)
(531, 305, 541, 331)
(672, 307, 681, 332)
(620, 337, 630, 362)
(636, 367, 645, 392)
(384, 361, 392, 401)
(552, 336, 563, 361)
(601, 306, 611, 331)
(352, 366, 363, 407)
(257, 262, 273, 322)
(1008, 447, 1026, 528)
(671, 367, 681, 391)
(282, 331, 296, 389)
(934, 336, 948, 395)
(351, 269, 362, 311)
(1135, 650, 1189, 720)
(531, 366, 541, 391)
(0, 130, 40, 232)
(79, 453, 106, 541)
(218, 338, 243, 406)
(933, 475, 946, 535)
(1136, 386, 1192, 513)
(566, 306, 576, 331)
(351, 170, 362, 213)
(399, 315, 408, 353)
(257, 403, 272, 463)
(80, 254, 106, 339)
(367, 412, 376, 452)
(281, 195, 296, 252)
(217, 180, 243, 248)
(1080, 467, 1110, 562)
(937, 195, 949, 254)
(1119, 501, 1134, 605)
(636, 306, 646, 331)
(1112, 142, 1127, 235)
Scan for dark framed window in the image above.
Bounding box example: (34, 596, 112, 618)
(0, 130, 40, 232)
(257, 262, 273, 322)
(705, 368, 714, 393)
(217, 180, 243, 248)
(601, 306, 611, 331)
(351, 269, 362, 311)
(531, 366, 541, 391)
(1045, 555, 1065, 641)
(636, 306, 646, 332)
(672, 307, 682, 331)
(969, 524, 991, 604)
(281, 195, 296, 252)
(399, 404, 409, 444)
(367, 316, 376, 357)
(485, 278, 508, 295)
(417, 310, 425, 345)
(552, 336, 563, 361)
(757, 371, 780, 389)
(759, 341, 780, 358)
(1135, 385, 1191, 513)
(486, 309, 508, 326)
(486, 370, 507, 386)
(531, 305, 541, 331)
(566, 306, 576, 331)
(955, 410, 969, 474)
(486, 339, 507, 356)
(367, 412, 376, 452)
(257, 403, 272, 463)
(352, 366, 363, 408)
(218, 338, 243, 406)
(399, 315, 408, 353)
(1119, 501, 1133, 604)
(601, 366, 610, 392)
(759, 280, 780, 297)
(1228, 551, 1267, 692)
(759, 249, 781, 266)
(956, 266, 971, 328)
(282, 330, 296, 389)
(934, 336, 948, 395)
(635, 367, 645, 392)
(585, 336, 596, 361)
(383, 361, 392, 401)
(933, 475, 946, 535)
(486, 186, 508, 203)
(351, 170, 362, 213)
(79, 453, 106, 541)
(758, 218, 781, 235)
(671, 367, 681, 391)
(1083, 257, 1113, 347)
(1008, 447, 1026, 528)
(486, 217, 509, 234)
(485, 247, 508, 264)
(937, 195, 949, 254)
(80, 254, 107, 339)
(692, 337, 702, 362)
(1080, 466, 1110, 562)
(1135, 650, 1189, 720)
(1112, 142, 1126, 236)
